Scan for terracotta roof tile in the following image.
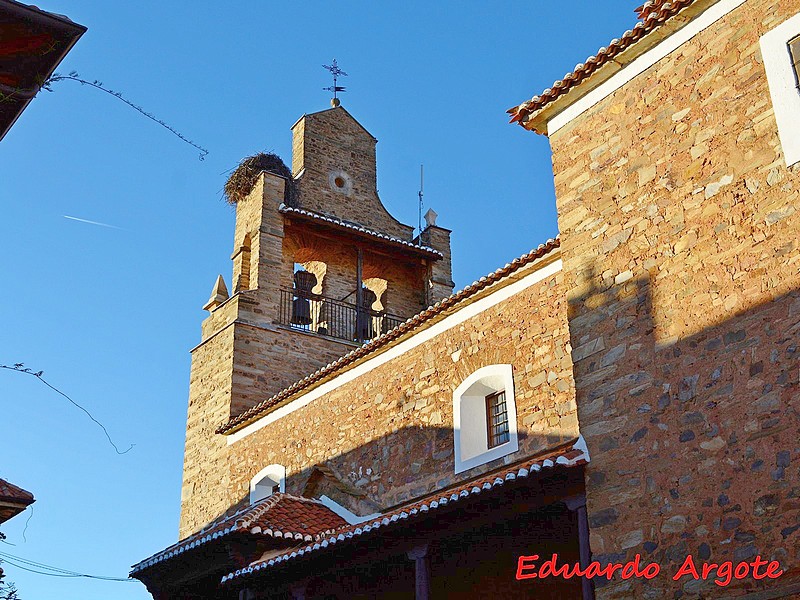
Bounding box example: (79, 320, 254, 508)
(217, 237, 560, 435)
(0, 478, 34, 505)
(131, 493, 346, 574)
(508, 0, 696, 129)
(635, 0, 676, 20)
(279, 204, 442, 259)
(221, 438, 590, 584)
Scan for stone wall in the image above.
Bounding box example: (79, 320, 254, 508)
(223, 253, 576, 518)
(180, 296, 355, 537)
(291, 106, 415, 240)
(180, 106, 454, 539)
(180, 325, 233, 537)
(547, 0, 800, 595)
(420, 224, 456, 304)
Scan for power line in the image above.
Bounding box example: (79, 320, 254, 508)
(0, 551, 134, 583)
(0, 364, 134, 455)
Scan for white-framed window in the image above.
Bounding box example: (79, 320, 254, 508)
(249, 464, 286, 504)
(452, 364, 519, 474)
(761, 12, 800, 167)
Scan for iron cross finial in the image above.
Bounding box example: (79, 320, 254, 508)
(323, 59, 348, 106)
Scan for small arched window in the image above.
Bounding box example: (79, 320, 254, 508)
(249, 464, 286, 504)
(453, 364, 519, 474)
(234, 234, 252, 292)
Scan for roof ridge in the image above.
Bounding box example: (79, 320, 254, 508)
(508, 0, 696, 128)
(281, 492, 324, 503)
(217, 237, 561, 434)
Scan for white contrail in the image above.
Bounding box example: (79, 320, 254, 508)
(63, 215, 122, 230)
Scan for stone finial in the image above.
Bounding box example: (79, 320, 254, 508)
(424, 208, 438, 228)
(203, 275, 229, 311)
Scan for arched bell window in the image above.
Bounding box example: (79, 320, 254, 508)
(355, 286, 377, 341)
(234, 233, 252, 292)
(291, 268, 317, 326)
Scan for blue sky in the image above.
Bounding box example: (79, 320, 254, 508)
(2, 1, 640, 597)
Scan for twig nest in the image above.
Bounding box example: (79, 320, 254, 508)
(224, 153, 294, 204)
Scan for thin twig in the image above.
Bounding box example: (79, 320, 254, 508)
(20, 507, 33, 544)
(1, 364, 134, 455)
(43, 71, 209, 161)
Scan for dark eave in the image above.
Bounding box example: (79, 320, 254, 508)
(0, 477, 35, 525)
(221, 438, 588, 585)
(0, 0, 87, 141)
(279, 204, 442, 260)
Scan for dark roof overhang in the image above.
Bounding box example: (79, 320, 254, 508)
(0, 0, 87, 141)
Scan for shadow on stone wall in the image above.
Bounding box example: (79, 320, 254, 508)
(143, 423, 585, 599)
(228, 422, 576, 519)
(226, 422, 585, 600)
(568, 266, 799, 596)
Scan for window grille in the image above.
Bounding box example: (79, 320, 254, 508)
(790, 35, 800, 85)
(486, 391, 510, 449)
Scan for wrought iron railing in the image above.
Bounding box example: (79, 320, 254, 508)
(278, 288, 404, 344)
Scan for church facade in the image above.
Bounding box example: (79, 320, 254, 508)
(133, 0, 800, 598)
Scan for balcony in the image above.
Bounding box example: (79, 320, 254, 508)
(278, 288, 404, 344)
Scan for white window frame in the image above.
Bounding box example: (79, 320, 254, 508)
(761, 12, 800, 168)
(249, 464, 286, 504)
(452, 364, 518, 474)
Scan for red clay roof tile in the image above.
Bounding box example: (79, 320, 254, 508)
(508, 0, 696, 129)
(0, 478, 34, 505)
(279, 204, 443, 259)
(131, 493, 347, 574)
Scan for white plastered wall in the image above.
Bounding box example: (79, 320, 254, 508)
(452, 364, 518, 474)
(761, 12, 800, 168)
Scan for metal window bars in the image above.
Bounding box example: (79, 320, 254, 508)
(486, 391, 510, 449)
(279, 288, 404, 344)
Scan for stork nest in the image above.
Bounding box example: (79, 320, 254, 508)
(224, 152, 296, 204)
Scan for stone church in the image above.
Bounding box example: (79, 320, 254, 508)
(132, 0, 800, 597)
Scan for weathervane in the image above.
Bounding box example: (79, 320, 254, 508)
(323, 59, 347, 107)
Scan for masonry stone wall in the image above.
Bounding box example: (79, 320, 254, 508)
(219, 254, 576, 520)
(291, 106, 415, 239)
(420, 224, 456, 304)
(180, 295, 354, 537)
(180, 106, 454, 538)
(180, 326, 233, 537)
(548, 1, 800, 596)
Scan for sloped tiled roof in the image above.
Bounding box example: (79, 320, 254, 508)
(131, 493, 347, 575)
(217, 237, 560, 435)
(0, 478, 34, 505)
(221, 439, 589, 585)
(279, 204, 442, 259)
(635, 0, 677, 20)
(508, 0, 696, 129)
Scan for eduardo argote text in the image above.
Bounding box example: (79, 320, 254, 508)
(516, 553, 784, 587)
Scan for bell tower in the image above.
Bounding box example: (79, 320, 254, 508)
(179, 105, 454, 536)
